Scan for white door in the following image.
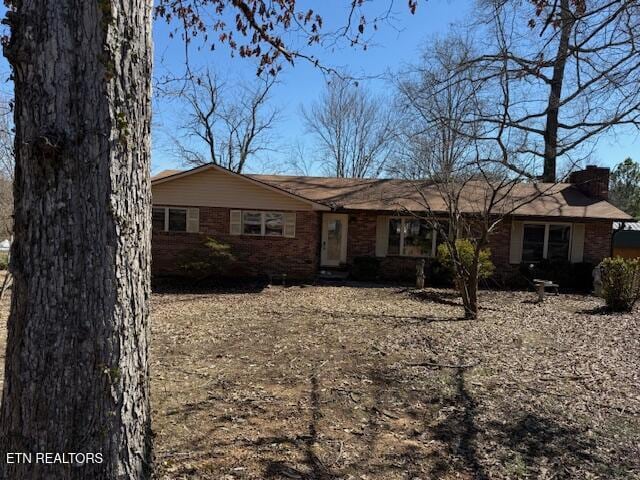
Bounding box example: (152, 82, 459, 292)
(321, 214, 348, 267)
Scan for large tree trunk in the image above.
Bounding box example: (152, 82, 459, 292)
(542, 0, 574, 183)
(1, 1, 153, 479)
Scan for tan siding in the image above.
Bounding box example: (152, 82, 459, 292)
(152, 168, 314, 211)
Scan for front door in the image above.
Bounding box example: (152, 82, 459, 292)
(321, 214, 348, 267)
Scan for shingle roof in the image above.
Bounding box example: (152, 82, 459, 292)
(151, 168, 632, 221)
(151, 169, 182, 181)
(250, 174, 632, 220)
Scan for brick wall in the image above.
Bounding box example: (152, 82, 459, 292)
(153, 206, 613, 283)
(347, 211, 377, 260)
(489, 217, 613, 283)
(152, 206, 321, 280)
(344, 212, 612, 281)
(583, 219, 612, 263)
(568, 165, 610, 200)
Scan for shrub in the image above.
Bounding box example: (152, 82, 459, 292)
(351, 256, 380, 281)
(177, 237, 236, 281)
(600, 257, 640, 312)
(424, 257, 454, 287)
(0, 252, 8, 271)
(437, 239, 495, 280)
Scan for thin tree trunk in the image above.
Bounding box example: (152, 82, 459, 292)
(542, 0, 574, 183)
(1, 1, 153, 479)
(460, 273, 479, 320)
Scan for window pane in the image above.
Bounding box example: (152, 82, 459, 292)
(243, 212, 262, 235)
(152, 207, 165, 232)
(522, 224, 545, 263)
(388, 219, 401, 255)
(327, 219, 342, 262)
(547, 225, 571, 261)
(403, 219, 433, 257)
(168, 209, 186, 232)
(265, 212, 283, 236)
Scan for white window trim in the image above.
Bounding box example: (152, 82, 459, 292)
(153, 206, 188, 232)
(522, 221, 573, 262)
(242, 210, 285, 237)
(388, 217, 439, 258)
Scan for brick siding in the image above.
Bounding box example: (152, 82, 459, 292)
(345, 212, 612, 281)
(568, 165, 610, 200)
(152, 206, 613, 283)
(152, 206, 321, 280)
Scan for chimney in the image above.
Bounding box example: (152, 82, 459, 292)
(568, 165, 610, 200)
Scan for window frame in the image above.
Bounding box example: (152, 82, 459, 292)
(387, 216, 442, 258)
(152, 206, 188, 233)
(241, 210, 286, 237)
(522, 221, 573, 263)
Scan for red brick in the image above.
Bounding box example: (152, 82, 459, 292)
(152, 206, 320, 280)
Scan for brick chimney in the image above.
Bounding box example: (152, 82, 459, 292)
(568, 165, 610, 200)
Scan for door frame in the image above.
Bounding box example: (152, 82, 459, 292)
(321, 213, 349, 267)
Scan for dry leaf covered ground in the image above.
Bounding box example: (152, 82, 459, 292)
(1, 283, 639, 479)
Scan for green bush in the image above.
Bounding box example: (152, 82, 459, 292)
(437, 239, 495, 280)
(0, 252, 8, 271)
(600, 257, 640, 312)
(177, 237, 236, 280)
(351, 256, 380, 281)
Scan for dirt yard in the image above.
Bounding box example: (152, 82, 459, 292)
(1, 284, 639, 479)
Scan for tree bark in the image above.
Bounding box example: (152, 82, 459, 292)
(460, 272, 479, 320)
(1, 1, 153, 479)
(542, 0, 574, 183)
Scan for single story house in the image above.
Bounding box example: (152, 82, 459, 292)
(151, 164, 632, 281)
(613, 222, 640, 259)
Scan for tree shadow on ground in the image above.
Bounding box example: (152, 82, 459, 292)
(486, 412, 603, 477)
(152, 276, 269, 294)
(263, 370, 337, 480)
(429, 366, 489, 480)
(576, 305, 618, 315)
(406, 289, 462, 307)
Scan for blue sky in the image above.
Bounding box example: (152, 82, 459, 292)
(151, 0, 473, 174)
(151, 0, 640, 176)
(1, 1, 638, 175)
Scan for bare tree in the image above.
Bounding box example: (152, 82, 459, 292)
(170, 69, 280, 173)
(395, 36, 562, 319)
(463, 0, 640, 182)
(303, 76, 396, 178)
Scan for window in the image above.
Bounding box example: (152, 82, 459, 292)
(547, 225, 571, 261)
(522, 224, 546, 262)
(239, 211, 288, 237)
(242, 212, 263, 235)
(264, 212, 284, 236)
(152, 206, 193, 232)
(168, 208, 187, 232)
(522, 223, 571, 263)
(387, 217, 440, 257)
(152, 207, 166, 232)
(403, 219, 434, 257)
(388, 218, 402, 255)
